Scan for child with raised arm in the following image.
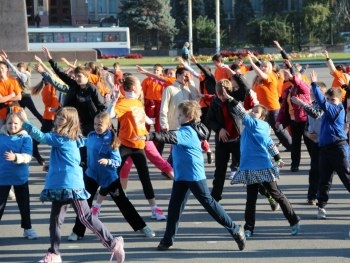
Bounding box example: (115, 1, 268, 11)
(221, 84, 301, 238)
(0, 112, 37, 239)
(308, 70, 350, 220)
(135, 100, 246, 251)
(18, 107, 125, 263)
(81, 111, 155, 238)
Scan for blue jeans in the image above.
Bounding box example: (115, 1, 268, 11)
(161, 179, 237, 246)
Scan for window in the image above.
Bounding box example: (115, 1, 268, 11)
(98, 0, 107, 13)
(70, 32, 86, 42)
(88, 0, 95, 15)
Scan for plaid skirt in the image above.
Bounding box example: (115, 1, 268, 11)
(40, 188, 91, 202)
(230, 166, 280, 186)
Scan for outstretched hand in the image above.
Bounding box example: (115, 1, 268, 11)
(17, 108, 28, 122)
(42, 46, 52, 60)
(310, 70, 317, 83)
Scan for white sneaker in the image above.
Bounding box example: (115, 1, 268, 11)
(38, 252, 62, 263)
(23, 228, 38, 239)
(317, 208, 326, 219)
(67, 232, 82, 241)
(140, 225, 156, 238)
(151, 207, 166, 221)
(8, 189, 16, 201)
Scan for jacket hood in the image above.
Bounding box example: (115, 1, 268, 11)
(0, 125, 28, 136)
(182, 121, 209, 140)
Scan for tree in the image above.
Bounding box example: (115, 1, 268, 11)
(233, 1, 255, 43)
(193, 16, 216, 50)
(248, 16, 291, 46)
(119, 0, 178, 48)
(302, 2, 330, 44)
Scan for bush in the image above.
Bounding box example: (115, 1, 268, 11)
(125, 53, 143, 59)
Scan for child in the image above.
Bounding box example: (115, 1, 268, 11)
(72, 111, 155, 239)
(136, 100, 246, 251)
(291, 82, 326, 205)
(18, 107, 125, 263)
(308, 70, 350, 219)
(220, 85, 301, 238)
(0, 112, 37, 239)
(108, 75, 166, 221)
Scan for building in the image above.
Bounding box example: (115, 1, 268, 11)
(26, 0, 120, 27)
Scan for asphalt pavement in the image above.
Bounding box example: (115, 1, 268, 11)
(0, 67, 350, 263)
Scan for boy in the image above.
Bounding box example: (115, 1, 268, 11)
(309, 70, 350, 219)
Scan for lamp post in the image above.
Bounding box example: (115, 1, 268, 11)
(188, 0, 193, 56)
(215, 0, 220, 54)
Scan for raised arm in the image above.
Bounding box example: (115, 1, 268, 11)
(1, 50, 28, 84)
(247, 51, 268, 80)
(323, 50, 336, 73)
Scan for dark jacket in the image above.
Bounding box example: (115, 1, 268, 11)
(49, 59, 106, 135)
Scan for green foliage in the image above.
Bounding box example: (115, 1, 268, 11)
(193, 16, 216, 49)
(302, 3, 330, 44)
(119, 0, 178, 48)
(248, 16, 291, 46)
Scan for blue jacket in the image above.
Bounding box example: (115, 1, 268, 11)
(311, 82, 347, 147)
(85, 130, 121, 188)
(147, 122, 208, 182)
(0, 128, 32, 185)
(22, 121, 85, 190)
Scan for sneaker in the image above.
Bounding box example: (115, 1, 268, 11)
(291, 222, 300, 236)
(151, 207, 166, 221)
(157, 241, 172, 251)
(91, 205, 100, 217)
(307, 199, 316, 206)
(244, 230, 252, 238)
(229, 167, 238, 180)
(38, 252, 62, 263)
(110, 236, 125, 263)
(207, 152, 213, 164)
(267, 196, 280, 211)
(23, 228, 38, 240)
(140, 226, 156, 238)
(232, 225, 246, 251)
(317, 207, 326, 219)
(8, 189, 16, 201)
(67, 232, 83, 241)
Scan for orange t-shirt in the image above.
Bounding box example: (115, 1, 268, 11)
(42, 83, 60, 120)
(164, 77, 176, 87)
(89, 73, 109, 97)
(239, 65, 252, 76)
(331, 70, 347, 101)
(214, 66, 231, 81)
(0, 77, 22, 120)
(141, 77, 164, 101)
(274, 71, 284, 98)
(115, 98, 148, 149)
(253, 72, 280, 111)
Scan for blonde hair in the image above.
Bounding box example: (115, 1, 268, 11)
(215, 78, 233, 96)
(178, 100, 202, 122)
(94, 112, 120, 149)
(54, 107, 81, 140)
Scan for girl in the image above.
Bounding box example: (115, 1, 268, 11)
(18, 107, 125, 263)
(108, 75, 166, 221)
(70, 111, 155, 240)
(135, 100, 245, 251)
(1, 50, 43, 124)
(220, 84, 301, 238)
(0, 112, 37, 240)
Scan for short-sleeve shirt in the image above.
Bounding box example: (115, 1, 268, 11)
(115, 98, 148, 149)
(253, 72, 280, 111)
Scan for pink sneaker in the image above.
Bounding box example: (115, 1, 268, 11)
(110, 236, 125, 263)
(38, 252, 62, 263)
(91, 205, 100, 217)
(151, 207, 166, 221)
